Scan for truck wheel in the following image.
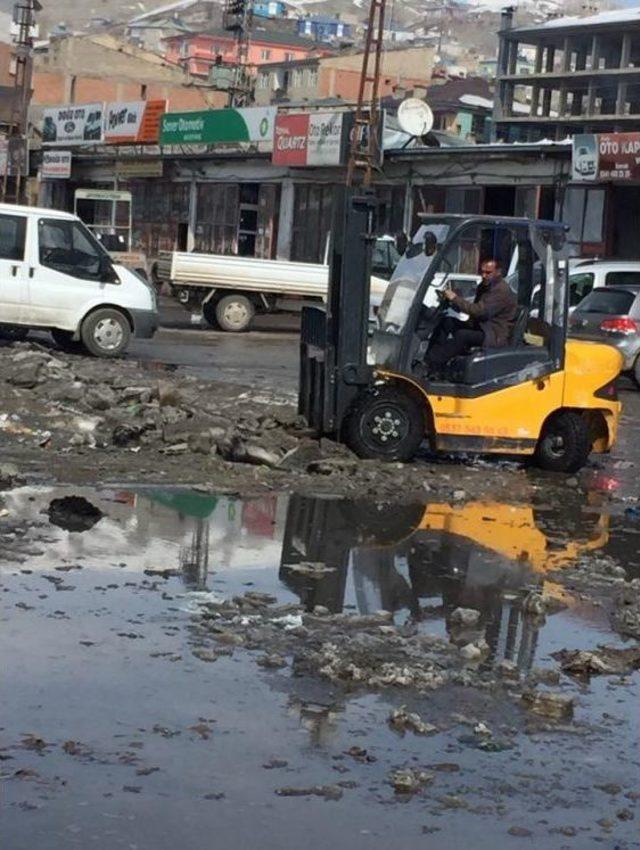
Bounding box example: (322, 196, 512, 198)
(344, 386, 425, 462)
(534, 411, 591, 473)
(202, 300, 220, 329)
(0, 324, 28, 342)
(81, 308, 131, 358)
(51, 329, 86, 355)
(215, 294, 255, 333)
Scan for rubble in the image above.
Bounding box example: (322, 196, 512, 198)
(47, 496, 104, 532)
(388, 706, 437, 736)
(521, 690, 575, 719)
(388, 768, 434, 795)
(553, 645, 640, 676)
(612, 580, 640, 639)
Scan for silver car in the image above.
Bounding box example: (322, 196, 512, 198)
(569, 284, 640, 387)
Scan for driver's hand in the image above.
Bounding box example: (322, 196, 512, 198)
(442, 289, 457, 302)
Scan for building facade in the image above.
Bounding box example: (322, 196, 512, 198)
(494, 7, 640, 142)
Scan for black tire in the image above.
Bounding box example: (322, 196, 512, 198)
(0, 324, 28, 342)
(633, 355, 640, 389)
(80, 308, 131, 358)
(215, 294, 255, 333)
(51, 329, 86, 355)
(534, 410, 591, 473)
(202, 300, 220, 330)
(344, 385, 425, 462)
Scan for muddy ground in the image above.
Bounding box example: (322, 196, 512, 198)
(2, 318, 640, 849)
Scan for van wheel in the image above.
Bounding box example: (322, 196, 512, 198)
(81, 309, 131, 358)
(534, 411, 591, 473)
(344, 386, 425, 462)
(0, 324, 28, 342)
(202, 300, 220, 330)
(51, 329, 86, 354)
(215, 294, 255, 332)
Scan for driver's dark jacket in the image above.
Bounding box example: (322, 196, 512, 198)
(451, 277, 518, 348)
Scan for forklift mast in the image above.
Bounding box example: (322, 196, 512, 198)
(299, 186, 377, 435)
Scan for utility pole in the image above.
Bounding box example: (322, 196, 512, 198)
(222, 0, 253, 107)
(346, 0, 386, 187)
(2, 0, 40, 203)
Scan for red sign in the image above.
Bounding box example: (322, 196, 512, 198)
(573, 132, 640, 181)
(273, 113, 309, 165)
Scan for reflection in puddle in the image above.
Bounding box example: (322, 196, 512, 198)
(1, 484, 620, 678)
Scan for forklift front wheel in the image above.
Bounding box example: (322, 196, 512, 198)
(534, 411, 591, 473)
(344, 386, 425, 462)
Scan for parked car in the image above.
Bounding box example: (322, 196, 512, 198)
(569, 284, 640, 386)
(0, 203, 158, 357)
(569, 260, 640, 309)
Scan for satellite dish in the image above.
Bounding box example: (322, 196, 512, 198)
(397, 98, 434, 138)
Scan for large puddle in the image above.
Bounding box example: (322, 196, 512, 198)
(2, 486, 639, 849)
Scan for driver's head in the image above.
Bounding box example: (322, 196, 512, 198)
(480, 259, 501, 282)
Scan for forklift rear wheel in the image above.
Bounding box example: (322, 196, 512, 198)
(215, 294, 255, 333)
(345, 386, 425, 462)
(534, 411, 591, 473)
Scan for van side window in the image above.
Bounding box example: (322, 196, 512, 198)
(605, 271, 640, 287)
(39, 219, 103, 280)
(0, 213, 27, 261)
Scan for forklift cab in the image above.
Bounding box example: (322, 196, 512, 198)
(372, 215, 564, 386)
(299, 195, 622, 472)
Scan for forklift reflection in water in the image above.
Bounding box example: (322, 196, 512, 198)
(279, 495, 609, 673)
(299, 189, 623, 472)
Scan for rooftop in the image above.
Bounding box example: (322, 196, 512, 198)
(510, 7, 640, 38)
(163, 28, 319, 48)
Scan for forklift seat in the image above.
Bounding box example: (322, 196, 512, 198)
(446, 307, 548, 385)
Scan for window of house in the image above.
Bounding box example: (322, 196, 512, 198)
(0, 213, 27, 261)
(293, 68, 304, 86)
(285, 52, 295, 61)
(307, 67, 318, 87)
(258, 72, 270, 89)
(261, 48, 272, 60)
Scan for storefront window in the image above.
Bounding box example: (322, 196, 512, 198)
(562, 186, 605, 251)
(195, 183, 240, 255)
(291, 184, 334, 263)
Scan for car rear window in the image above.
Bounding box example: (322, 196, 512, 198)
(577, 289, 637, 314)
(605, 271, 640, 287)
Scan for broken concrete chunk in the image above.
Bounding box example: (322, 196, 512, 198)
(85, 386, 117, 411)
(388, 768, 434, 795)
(0, 463, 25, 490)
(450, 607, 481, 627)
(553, 646, 640, 676)
(521, 690, 574, 720)
(48, 496, 104, 533)
(388, 706, 437, 736)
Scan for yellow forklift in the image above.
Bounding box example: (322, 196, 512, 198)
(299, 191, 623, 472)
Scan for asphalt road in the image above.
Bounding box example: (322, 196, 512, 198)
(127, 299, 300, 395)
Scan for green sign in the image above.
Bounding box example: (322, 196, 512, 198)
(160, 107, 276, 148)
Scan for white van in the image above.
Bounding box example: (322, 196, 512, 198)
(0, 203, 157, 357)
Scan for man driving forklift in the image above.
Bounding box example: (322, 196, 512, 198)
(426, 258, 518, 373)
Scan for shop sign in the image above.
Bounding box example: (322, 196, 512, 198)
(572, 132, 640, 181)
(42, 149, 72, 179)
(116, 159, 164, 178)
(272, 111, 384, 168)
(159, 107, 276, 147)
(104, 100, 167, 144)
(272, 112, 346, 166)
(42, 103, 104, 146)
